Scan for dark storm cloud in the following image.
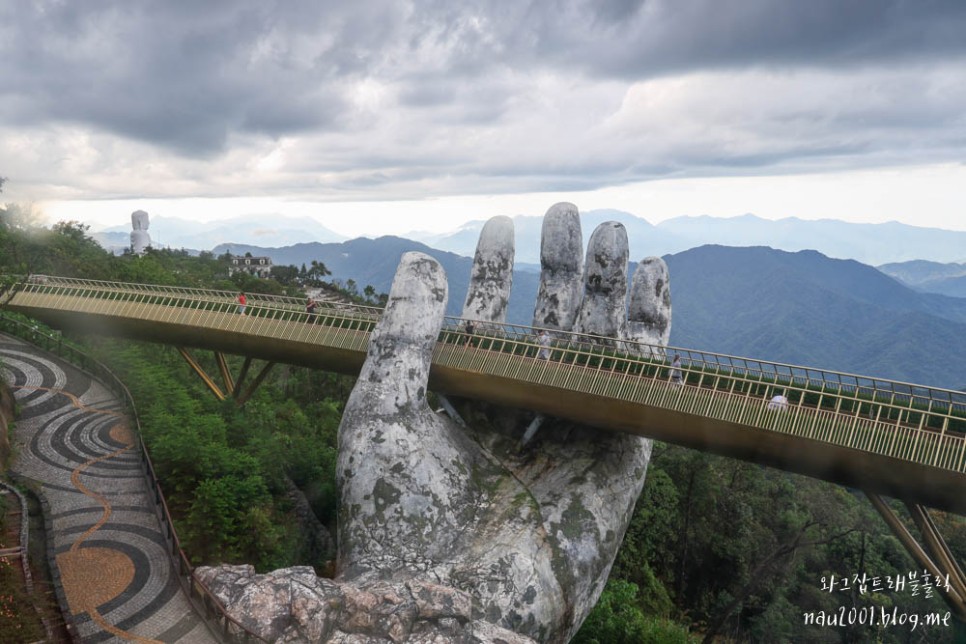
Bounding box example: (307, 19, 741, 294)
(0, 1, 397, 154)
(1, 0, 965, 198)
(4, 1, 962, 138)
(517, 0, 966, 76)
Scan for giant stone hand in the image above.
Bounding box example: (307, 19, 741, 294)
(337, 203, 672, 643)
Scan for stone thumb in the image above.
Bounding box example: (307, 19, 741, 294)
(346, 251, 447, 418)
(338, 252, 481, 580)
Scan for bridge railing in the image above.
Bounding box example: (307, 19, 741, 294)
(18, 274, 384, 318)
(440, 315, 964, 415)
(433, 320, 966, 472)
(7, 275, 966, 472)
(12, 275, 385, 340)
(12, 274, 966, 422)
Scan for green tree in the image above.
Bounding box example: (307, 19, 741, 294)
(612, 466, 678, 616)
(271, 264, 300, 286)
(610, 444, 963, 643)
(573, 579, 694, 644)
(307, 259, 331, 285)
(185, 472, 272, 563)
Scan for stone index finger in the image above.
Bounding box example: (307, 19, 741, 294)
(337, 252, 481, 581)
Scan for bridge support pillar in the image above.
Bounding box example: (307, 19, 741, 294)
(519, 414, 545, 449)
(235, 359, 276, 406)
(435, 395, 467, 427)
(866, 492, 966, 621)
(216, 352, 234, 394)
(177, 347, 227, 400)
(176, 348, 275, 406)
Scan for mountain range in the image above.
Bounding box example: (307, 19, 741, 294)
(93, 211, 966, 266)
(664, 246, 966, 389)
(93, 213, 346, 253)
(877, 260, 966, 298)
(214, 237, 966, 391)
(412, 211, 966, 266)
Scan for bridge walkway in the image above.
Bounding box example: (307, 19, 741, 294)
(0, 331, 221, 643)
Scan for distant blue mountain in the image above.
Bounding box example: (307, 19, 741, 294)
(97, 214, 346, 252)
(654, 215, 966, 264)
(665, 245, 966, 389)
(95, 211, 965, 266)
(216, 238, 966, 390)
(415, 209, 670, 265)
(412, 211, 966, 266)
(878, 260, 966, 298)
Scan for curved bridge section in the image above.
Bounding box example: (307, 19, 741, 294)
(5, 275, 966, 515)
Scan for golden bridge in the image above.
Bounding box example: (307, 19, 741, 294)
(3, 274, 966, 617)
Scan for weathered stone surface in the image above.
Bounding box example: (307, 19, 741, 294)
(195, 564, 344, 642)
(335, 210, 661, 643)
(337, 253, 489, 585)
(286, 477, 336, 565)
(462, 216, 514, 324)
(341, 581, 418, 642)
(469, 620, 538, 644)
(195, 565, 534, 643)
(572, 221, 629, 344)
(627, 256, 672, 356)
(532, 203, 583, 331)
(408, 580, 473, 622)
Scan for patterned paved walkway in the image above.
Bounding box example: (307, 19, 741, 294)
(1, 333, 218, 643)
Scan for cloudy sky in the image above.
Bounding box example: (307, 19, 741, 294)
(2, 0, 965, 237)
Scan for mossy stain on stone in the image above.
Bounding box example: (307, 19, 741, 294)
(372, 478, 402, 517)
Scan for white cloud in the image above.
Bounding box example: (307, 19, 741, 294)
(2, 1, 966, 235)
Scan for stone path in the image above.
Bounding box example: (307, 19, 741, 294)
(1, 333, 218, 643)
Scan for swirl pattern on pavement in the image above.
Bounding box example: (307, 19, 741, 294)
(1, 334, 217, 643)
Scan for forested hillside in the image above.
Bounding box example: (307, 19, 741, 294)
(666, 246, 966, 390)
(2, 214, 964, 642)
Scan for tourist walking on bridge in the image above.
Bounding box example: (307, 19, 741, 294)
(537, 329, 552, 360)
(237, 291, 247, 315)
(670, 353, 683, 385)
